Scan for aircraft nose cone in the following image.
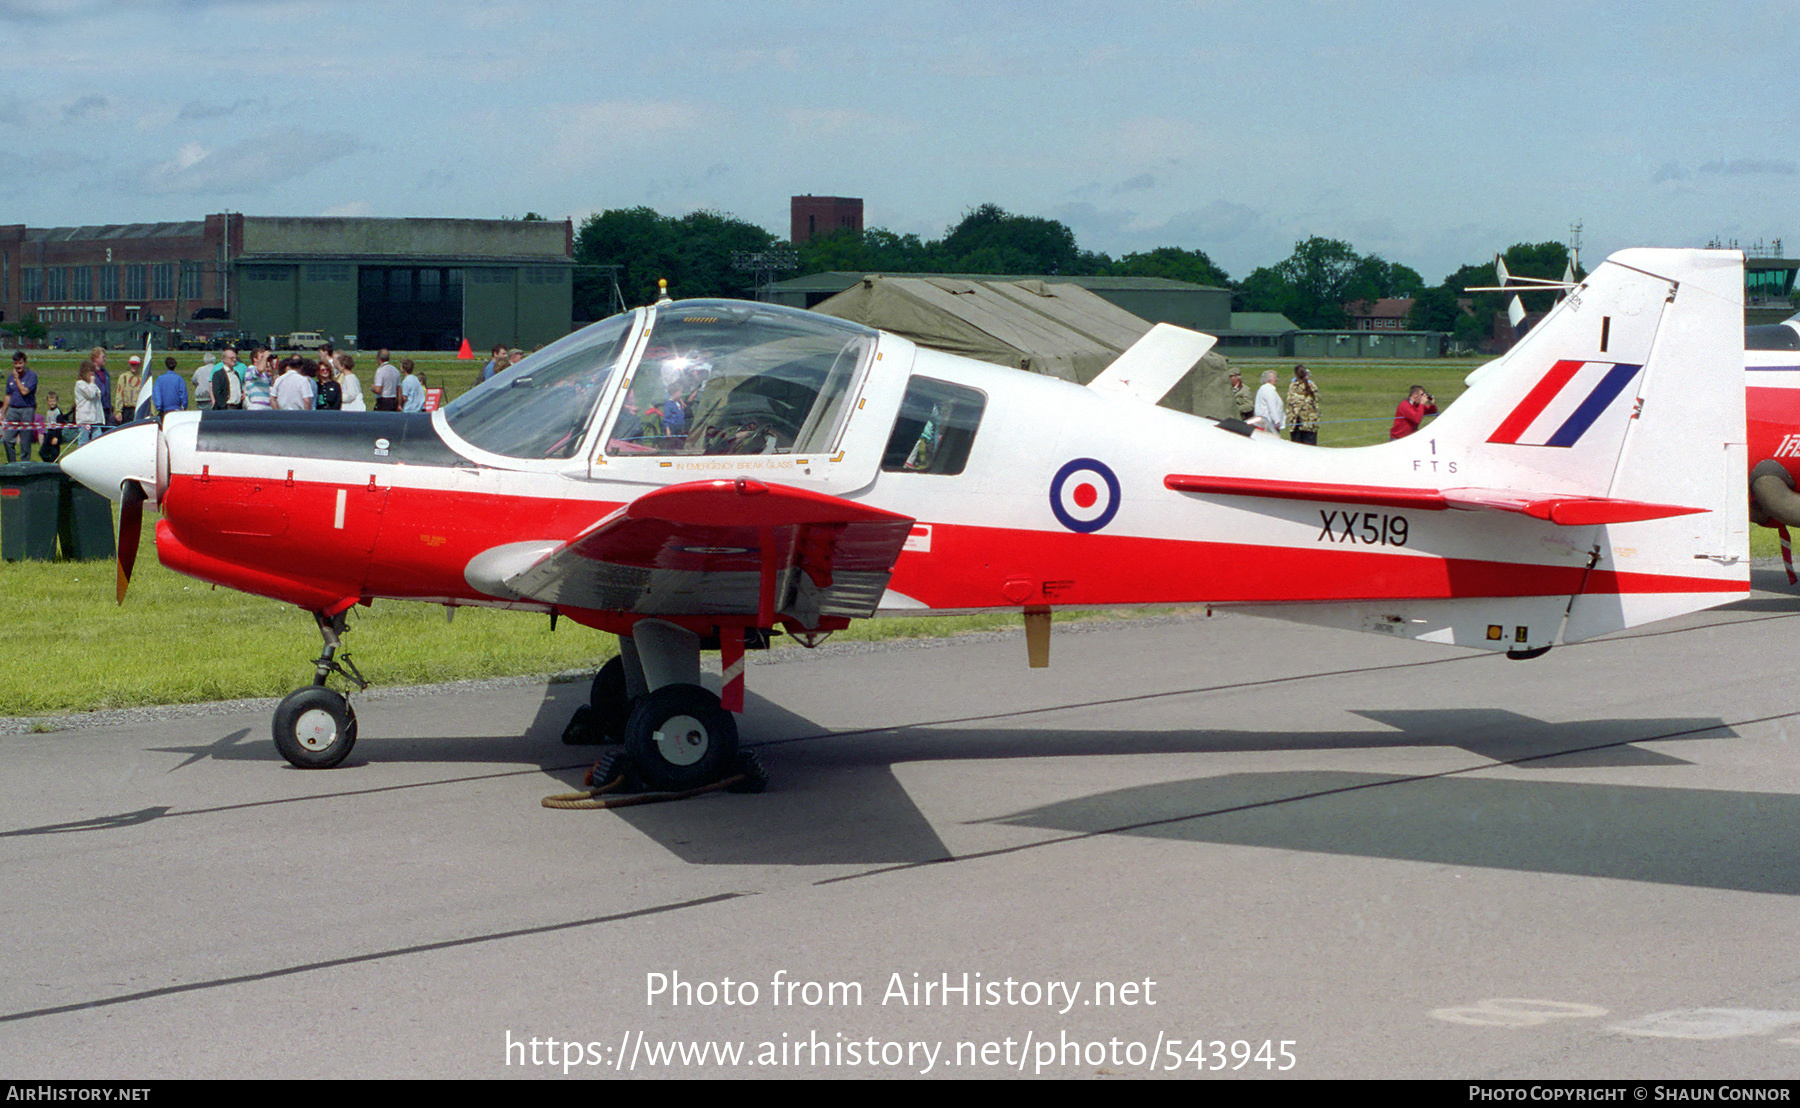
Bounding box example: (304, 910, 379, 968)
(61, 421, 158, 503)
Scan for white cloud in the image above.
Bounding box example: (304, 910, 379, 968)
(131, 128, 363, 195)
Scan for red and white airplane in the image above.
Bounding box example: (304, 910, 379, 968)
(62, 247, 1750, 789)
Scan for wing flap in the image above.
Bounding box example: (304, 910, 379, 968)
(500, 479, 915, 624)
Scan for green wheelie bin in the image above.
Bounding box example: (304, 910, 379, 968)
(59, 477, 116, 561)
(0, 462, 62, 561)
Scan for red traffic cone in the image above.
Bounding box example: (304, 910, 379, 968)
(456, 337, 473, 360)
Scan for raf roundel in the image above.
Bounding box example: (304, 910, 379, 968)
(1049, 458, 1122, 533)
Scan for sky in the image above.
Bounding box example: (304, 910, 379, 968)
(1, 0, 1795, 285)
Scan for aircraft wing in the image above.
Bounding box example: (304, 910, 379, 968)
(492, 478, 916, 626)
(1163, 474, 1707, 525)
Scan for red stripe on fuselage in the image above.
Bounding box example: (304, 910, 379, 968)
(883, 520, 1740, 609)
(158, 472, 1740, 615)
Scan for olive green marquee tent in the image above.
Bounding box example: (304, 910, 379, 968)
(811, 274, 1234, 420)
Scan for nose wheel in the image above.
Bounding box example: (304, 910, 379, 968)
(273, 686, 358, 769)
(272, 610, 368, 769)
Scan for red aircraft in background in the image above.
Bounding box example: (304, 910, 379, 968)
(63, 248, 1752, 790)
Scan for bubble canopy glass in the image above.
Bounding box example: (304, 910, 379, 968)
(442, 301, 879, 462)
(605, 300, 877, 457)
(442, 309, 638, 459)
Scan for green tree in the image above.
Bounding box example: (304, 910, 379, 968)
(574, 206, 779, 311)
(0, 312, 46, 346)
(940, 203, 1092, 274)
(1108, 246, 1230, 287)
(1238, 237, 1364, 329)
(1407, 286, 1463, 332)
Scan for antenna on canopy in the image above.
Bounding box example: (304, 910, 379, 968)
(656, 278, 671, 305)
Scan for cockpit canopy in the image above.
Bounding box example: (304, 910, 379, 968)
(608, 300, 875, 457)
(442, 299, 878, 461)
(442, 310, 634, 459)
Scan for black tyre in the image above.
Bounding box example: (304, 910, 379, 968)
(561, 705, 602, 745)
(590, 655, 632, 742)
(622, 684, 737, 792)
(272, 687, 358, 769)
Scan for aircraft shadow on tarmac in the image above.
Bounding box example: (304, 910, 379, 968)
(594, 703, 1748, 871)
(107, 682, 1784, 892)
(993, 769, 1800, 897)
(144, 681, 596, 768)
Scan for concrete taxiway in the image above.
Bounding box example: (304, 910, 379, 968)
(4, 574, 1800, 1079)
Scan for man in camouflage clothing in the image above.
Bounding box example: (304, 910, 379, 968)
(1286, 364, 1320, 444)
(1229, 370, 1254, 421)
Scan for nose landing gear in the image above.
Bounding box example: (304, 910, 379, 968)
(272, 611, 367, 769)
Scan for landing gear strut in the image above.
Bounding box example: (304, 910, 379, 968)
(272, 611, 367, 769)
(562, 621, 753, 792)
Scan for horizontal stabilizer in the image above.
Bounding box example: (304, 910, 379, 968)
(1088, 323, 1217, 405)
(1164, 473, 1706, 526)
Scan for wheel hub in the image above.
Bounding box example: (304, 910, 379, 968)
(295, 708, 338, 751)
(652, 715, 709, 766)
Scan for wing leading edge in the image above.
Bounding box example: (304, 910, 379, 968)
(498, 478, 916, 626)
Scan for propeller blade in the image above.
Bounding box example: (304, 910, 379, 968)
(117, 479, 146, 604)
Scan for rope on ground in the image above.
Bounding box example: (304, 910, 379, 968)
(542, 772, 749, 810)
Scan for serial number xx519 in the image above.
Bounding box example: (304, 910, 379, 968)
(1318, 510, 1409, 546)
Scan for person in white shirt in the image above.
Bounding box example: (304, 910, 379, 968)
(372, 350, 401, 411)
(272, 357, 317, 411)
(74, 365, 104, 445)
(399, 358, 426, 412)
(336, 353, 366, 411)
(192, 352, 217, 408)
(1253, 369, 1284, 434)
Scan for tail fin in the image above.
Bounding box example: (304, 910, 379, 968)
(1217, 249, 1747, 652)
(1442, 247, 1748, 639)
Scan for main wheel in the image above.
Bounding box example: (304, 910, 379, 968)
(590, 655, 632, 743)
(622, 684, 737, 792)
(273, 687, 358, 769)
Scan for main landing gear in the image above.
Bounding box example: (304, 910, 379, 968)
(562, 620, 764, 794)
(272, 611, 367, 769)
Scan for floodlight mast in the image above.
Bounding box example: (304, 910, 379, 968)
(732, 247, 798, 302)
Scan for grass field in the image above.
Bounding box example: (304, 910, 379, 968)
(1231, 356, 1480, 447)
(1, 350, 1776, 716)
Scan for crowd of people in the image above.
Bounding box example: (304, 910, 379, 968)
(2, 343, 442, 463)
(1229, 363, 1437, 444)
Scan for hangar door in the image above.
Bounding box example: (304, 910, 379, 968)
(358, 266, 464, 351)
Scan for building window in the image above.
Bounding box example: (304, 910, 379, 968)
(307, 264, 350, 282)
(21, 268, 41, 302)
(45, 267, 65, 300)
(153, 263, 175, 300)
(73, 266, 91, 299)
(181, 263, 202, 300)
(524, 267, 566, 284)
(98, 266, 118, 300)
(124, 265, 146, 299)
(245, 265, 293, 281)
